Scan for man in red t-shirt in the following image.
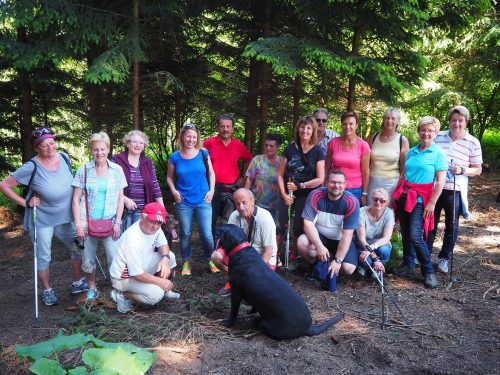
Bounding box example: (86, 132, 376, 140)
(203, 114, 252, 245)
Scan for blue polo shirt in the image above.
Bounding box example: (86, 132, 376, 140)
(405, 143, 447, 184)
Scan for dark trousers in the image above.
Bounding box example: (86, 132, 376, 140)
(212, 184, 236, 247)
(426, 190, 460, 260)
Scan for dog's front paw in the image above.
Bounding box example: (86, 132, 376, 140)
(223, 318, 235, 328)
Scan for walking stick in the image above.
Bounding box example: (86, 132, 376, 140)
(380, 271, 386, 330)
(449, 160, 460, 284)
(33, 205, 41, 328)
(284, 177, 294, 272)
(365, 260, 411, 326)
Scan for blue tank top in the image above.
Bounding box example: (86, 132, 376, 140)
(169, 150, 209, 206)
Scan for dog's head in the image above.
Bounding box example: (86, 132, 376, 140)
(217, 224, 247, 253)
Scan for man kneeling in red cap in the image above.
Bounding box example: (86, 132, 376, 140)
(109, 202, 179, 313)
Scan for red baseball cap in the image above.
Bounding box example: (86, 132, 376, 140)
(142, 202, 167, 223)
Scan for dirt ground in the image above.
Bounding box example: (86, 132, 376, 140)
(0, 173, 498, 375)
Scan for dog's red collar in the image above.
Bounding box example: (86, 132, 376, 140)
(229, 242, 251, 256)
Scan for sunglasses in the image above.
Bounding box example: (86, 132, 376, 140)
(372, 198, 387, 204)
(32, 128, 54, 137)
(315, 118, 328, 123)
(184, 124, 197, 130)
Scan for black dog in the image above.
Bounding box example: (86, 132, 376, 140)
(217, 224, 343, 340)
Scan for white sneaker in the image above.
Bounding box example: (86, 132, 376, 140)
(164, 290, 180, 300)
(115, 292, 133, 313)
(110, 289, 121, 303)
(437, 259, 449, 273)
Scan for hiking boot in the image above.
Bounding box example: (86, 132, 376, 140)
(115, 291, 133, 314)
(164, 290, 181, 300)
(395, 264, 416, 278)
(69, 279, 89, 295)
(437, 259, 449, 273)
(424, 273, 438, 289)
(43, 289, 59, 306)
(181, 261, 192, 276)
(219, 281, 231, 298)
(209, 260, 220, 274)
(86, 288, 99, 302)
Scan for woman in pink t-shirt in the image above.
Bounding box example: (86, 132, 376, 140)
(325, 111, 370, 205)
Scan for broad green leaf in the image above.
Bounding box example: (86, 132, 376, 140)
(68, 367, 88, 375)
(82, 347, 155, 375)
(16, 331, 93, 361)
(30, 358, 67, 375)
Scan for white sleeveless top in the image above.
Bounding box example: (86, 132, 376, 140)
(370, 133, 401, 179)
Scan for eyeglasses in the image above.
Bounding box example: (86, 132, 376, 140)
(315, 118, 328, 123)
(419, 129, 436, 134)
(372, 198, 387, 204)
(32, 128, 54, 137)
(129, 140, 145, 145)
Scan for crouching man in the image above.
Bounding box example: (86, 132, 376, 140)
(297, 170, 360, 279)
(211, 188, 278, 297)
(109, 202, 179, 313)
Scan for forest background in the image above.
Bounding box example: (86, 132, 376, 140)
(0, 0, 498, 200)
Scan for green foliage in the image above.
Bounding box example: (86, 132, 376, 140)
(480, 131, 500, 169)
(16, 330, 156, 375)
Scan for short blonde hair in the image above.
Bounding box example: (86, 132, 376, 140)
(370, 187, 390, 202)
(417, 116, 441, 133)
(90, 131, 110, 149)
(122, 130, 149, 148)
(177, 124, 201, 150)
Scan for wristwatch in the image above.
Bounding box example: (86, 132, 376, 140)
(335, 258, 343, 264)
(162, 253, 170, 260)
(300, 182, 306, 189)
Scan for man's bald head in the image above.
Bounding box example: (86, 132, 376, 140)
(233, 188, 255, 220)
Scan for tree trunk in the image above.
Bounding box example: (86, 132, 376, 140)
(292, 76, 302, 126)
(132, 0, 140, 130)
(258, 1, 272, 153)
(245, 58, 259, 152)
(346, 11, 362, 112)
(17, 27, 33, 163)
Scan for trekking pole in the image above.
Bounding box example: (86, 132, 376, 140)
(449, 159, 460, 285)
(284, 177, 293, 272)
(95, 255, 107, 280)
(365, 260, 411, 326)
(380, 270, 386, 330)
(33, 205, 41, 328)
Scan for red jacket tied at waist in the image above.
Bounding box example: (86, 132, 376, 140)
(392, 179, 435, 238)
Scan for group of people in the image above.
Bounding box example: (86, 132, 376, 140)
(0, 104, 482, 315)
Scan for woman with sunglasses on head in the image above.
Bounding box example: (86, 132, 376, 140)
(0, 127, 88, 306)
(325, 111, 371, 206)
(167, 124, 216, 276)
(393, 116, 447, 289)
(367, 108, 409, 206)
(72, 132, 127, 302)
(278, 116, 325, 268)
(111, 130, 164, 233)
(356, 188, 395, 277)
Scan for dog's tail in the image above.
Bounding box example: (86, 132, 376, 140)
(304, 313, 344, 336)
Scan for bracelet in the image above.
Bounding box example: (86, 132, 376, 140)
(365, 245, 374, 253)
(371, 256, 380, 262)
(362, 192, 368, 196)
(162, 253, 170, 260)
(114, 219, 122, 225)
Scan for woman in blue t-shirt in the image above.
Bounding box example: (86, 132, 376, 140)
(393, 116, 447, 289)
(167, 124, 216, 276)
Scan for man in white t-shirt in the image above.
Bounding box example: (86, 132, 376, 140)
(109, 202, 179, 313)
(211, 188, 278, 297)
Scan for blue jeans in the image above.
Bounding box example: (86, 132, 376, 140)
(397, 196, 434, 275)
(175, 200, 214, 262)
(426, 190, 460, 260)
(346, 187, 362, 205)
(356, 244, 391, 269)
(121, 209, 142, 233)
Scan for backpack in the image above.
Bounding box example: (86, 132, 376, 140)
(25, 153, 72, 205)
